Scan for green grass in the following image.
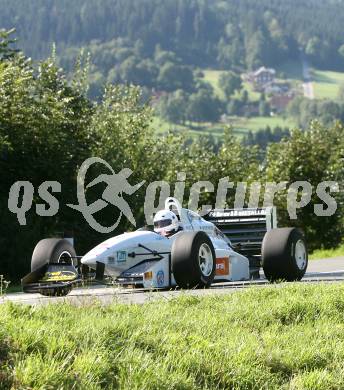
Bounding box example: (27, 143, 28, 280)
(310, 244, 344, 260)
(151, 116, 188, 134)
(202, 69, 261, 101)
(152, 114, 295, 140)
(227, 115, 295, 133)
(152, 116, 226, 140)
(3, 284, 344, 388)
(312, 69, 344, 99)
(202, 69, 226, 99)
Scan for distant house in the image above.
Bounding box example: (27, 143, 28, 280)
(252, 66, 275, 85)
(244, 67, 276, 90)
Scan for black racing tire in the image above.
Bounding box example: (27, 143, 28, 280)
(31, 238, 77, 272)
(262, 228, 308, 282)
(171, 231, 216, 289)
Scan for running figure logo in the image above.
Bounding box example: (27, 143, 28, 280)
(68, 157, 145, 233)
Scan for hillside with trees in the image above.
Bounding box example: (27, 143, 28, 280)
(2, 0, 344, 140)
(2, 0, 344, 71)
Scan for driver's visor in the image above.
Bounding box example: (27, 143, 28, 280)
(154, 219, 172, 228)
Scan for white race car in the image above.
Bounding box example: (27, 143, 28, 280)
(22, 197, 308, 296)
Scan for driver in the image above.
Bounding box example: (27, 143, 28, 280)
(153, 210, 180, 237)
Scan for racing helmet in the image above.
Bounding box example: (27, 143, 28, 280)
(153, 210, 179, 236)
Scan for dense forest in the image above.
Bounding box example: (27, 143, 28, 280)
(1, 0, 344, 78)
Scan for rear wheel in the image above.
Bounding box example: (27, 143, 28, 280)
(171, 231, 216, 288)
(262, 228, 308, 282)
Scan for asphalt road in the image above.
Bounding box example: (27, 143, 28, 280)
(301, 54, 314, 99)
(2, 257, 344, 306)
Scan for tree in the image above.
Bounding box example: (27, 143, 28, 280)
(154, 46, 180, 65)
(305, 37, 321, 57)
(136, 59, 158, 88)
(218, 71, 242, 99)
(305, 36, 331, 65)
(240, 90, 249, 104)
(259, 100, 270, 116)
(226, 99, 241, 116)
(0, 50, 95, 279)
(0, 28, 18, 60)
(186, 90, 220, 122)
(265, 122, 344, 250)
(157, 62, 195, 92)
(246, 29, 265, 70)
(158, 90, 188, 124)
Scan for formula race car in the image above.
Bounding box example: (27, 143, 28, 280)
(22, 197, 308, 296)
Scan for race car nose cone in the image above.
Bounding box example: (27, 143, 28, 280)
(81, 254, 97, 268)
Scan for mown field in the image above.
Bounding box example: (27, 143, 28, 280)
(2, 284, 344, 389)
(202, 69, 261, 101)
(312, 69, 344, 100)
(153, 115, 295, 140)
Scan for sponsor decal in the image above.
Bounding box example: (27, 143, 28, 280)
(144, 271, 153, 280)
(108, 256, 115, 264)
(216, 257, 230, 276)
(40, 270, 77, 282)
(199, 225, 213, 231)
(156, 270, 164, 287)
(116, 251, 127, 263)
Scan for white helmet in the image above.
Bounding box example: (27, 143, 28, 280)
(153, 210, 179, 236)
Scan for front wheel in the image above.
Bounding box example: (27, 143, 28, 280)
(262, 228, 308, 282)
(171, 231, 216, 288)
(31, 238, 77, 272)
(31, 238, 77, 297)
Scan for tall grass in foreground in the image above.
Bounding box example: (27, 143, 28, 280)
(2, 284, 344, 389)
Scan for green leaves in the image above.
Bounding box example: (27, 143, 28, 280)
(265, 121, 344, 249)
(0, 28, 18, 60)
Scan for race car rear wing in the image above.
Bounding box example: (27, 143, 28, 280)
(205, 207, 277, 257)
